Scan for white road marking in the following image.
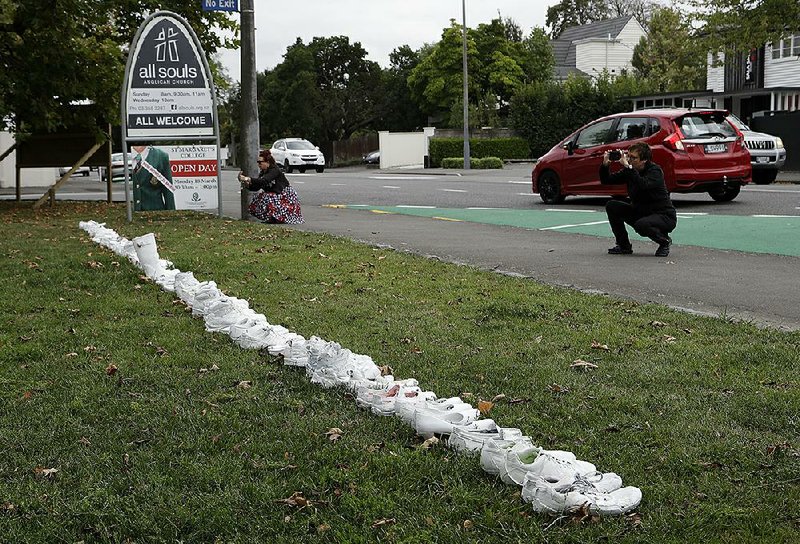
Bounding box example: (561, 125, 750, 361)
(675, 212, 708, 215)
(518, 193, 538, 196)
(752, 214, 799, 218)
(369, 175, 438, 180)
(545, 208, 597, 213)
(382, 186, 401, 189)
(540, 220, 609, 231)
(330, 183, 346, 186)
(745, 188, 800, 193)
(467, 207, 507, 210)
(441, 188, 467, 193)
(508, 181, 529, 184)
(397, 205, 436, 209)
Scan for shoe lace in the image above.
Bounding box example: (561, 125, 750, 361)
(560, 471, 604, 493)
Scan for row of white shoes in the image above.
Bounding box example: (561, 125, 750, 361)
(78, 220, 642, 517)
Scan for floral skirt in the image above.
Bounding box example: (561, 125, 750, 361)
(248, 186, 304, 224)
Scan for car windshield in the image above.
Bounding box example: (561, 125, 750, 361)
(286, 141, 316, 150)
(679, 113, 736, 139)
(726, 113, 751, 131)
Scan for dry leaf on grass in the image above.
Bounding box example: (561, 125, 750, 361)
(379, 365, 394, 376)
(236, 380, 252, 389)
(418, 436, 439, 450)
(326, 428, 343, 442)
(650, 320, 666, 327)
(590, 341, 609, 351)
(276, 491, 311, 508)
(105, 364, 118, 376)
(33, 466, 59, 479)
(547, 383, 570, 395)
(463, 519, 474, 529)
(22, 391, 33, 400)
(662, 335, 676, 343)
(478, 400, 494, 414)
(372, 518, 396, 529)
(570, 359, 598, 371)
(491, 393, 506, 403)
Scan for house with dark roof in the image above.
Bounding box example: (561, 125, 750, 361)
(551, 16, 646, 80)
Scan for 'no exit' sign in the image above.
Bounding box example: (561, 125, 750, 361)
(201, 0, 239, 11)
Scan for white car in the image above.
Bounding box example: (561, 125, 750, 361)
(270, 138, 325, 173)
(727, 114, 786, 185)
(59, 165, 90, 177)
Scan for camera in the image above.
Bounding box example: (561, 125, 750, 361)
(608, 150, 622, 161)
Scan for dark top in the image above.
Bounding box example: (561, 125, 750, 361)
(600, 161, 675, 216)
(248, 165, 289, 194)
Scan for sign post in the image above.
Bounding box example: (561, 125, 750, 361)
(121, 11, 222, 221)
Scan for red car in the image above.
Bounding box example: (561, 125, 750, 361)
(531, 109, 752, 204)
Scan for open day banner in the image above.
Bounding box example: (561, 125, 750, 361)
(149, 144, 218, 210)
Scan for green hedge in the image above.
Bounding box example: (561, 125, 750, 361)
(429, 137, 529, 167)
(441, 156, 504, 169)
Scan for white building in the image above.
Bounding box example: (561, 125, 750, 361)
(551, 16, 646, 81)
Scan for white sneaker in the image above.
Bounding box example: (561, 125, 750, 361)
(448, 423, 524, 453)
(413, 406, 481, 438)
(191, 282, 222, 316)
(480, 437, 533, 477)
(394, 391, 438, 425)
(503, 446, 596, 487)
(228, 315, 268, 341)
(283, 337, 309, 366)
(521, 474, 641, 516)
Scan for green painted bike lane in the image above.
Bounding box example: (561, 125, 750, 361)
(343, 205, 800, 257)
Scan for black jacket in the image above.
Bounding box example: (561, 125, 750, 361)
(249, 165, 289, 194)
(600, 161, 675, 217)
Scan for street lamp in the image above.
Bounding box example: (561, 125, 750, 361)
(462, 0, 470, 170)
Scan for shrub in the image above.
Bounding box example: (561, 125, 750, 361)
(429, 137, 529, 167)
(441, 157, 503, 169)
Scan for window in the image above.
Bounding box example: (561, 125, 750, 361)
(614, 117, 650, 142)
(772, 34, 800, 59)
(575, 119, 615, 148)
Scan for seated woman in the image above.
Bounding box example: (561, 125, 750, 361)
(238, 149, 304, 224)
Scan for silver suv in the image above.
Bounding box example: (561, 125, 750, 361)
(727, 114, 786, 184)
(270, 138, 325, 173)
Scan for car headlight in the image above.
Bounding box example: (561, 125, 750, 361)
(776, 137, 784, 149)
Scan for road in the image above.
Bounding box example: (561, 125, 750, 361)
(4, 165, 800, 330)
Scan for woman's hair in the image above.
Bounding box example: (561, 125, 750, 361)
(259, 148, 276, 167)
(628, 142, 652, 162)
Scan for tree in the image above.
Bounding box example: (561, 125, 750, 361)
(631, 7, 706, 92)
(0, 1, 237, 137)
(546, 0, 608, 39)
(683, 0, 800, 53)
(378, 45, 427, 131)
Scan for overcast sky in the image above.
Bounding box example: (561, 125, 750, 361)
(216, 1, 558, 82)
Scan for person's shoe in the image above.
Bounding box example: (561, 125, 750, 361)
(607, 244, 633, 255)
(655, 237, 671, 257)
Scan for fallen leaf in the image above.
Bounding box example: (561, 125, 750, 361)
(277, 491, 310, 508)
(18, 335, 32, 342)
(591, 341, 609, 351)
(326, 428, 343, 442)
(65, 352, 78, 358)
(533, 335, 543, 343)
(418, 436, 439, 450)
(662, 335, 676, 343)
(317, 524, 331, 533)
(491, 393, 506, 403)
(33, 466, 59, 479)
(210, 364, 220, 372)
(463, 519, 474, 529)
(508, 397, 531, 405)
(379, 365, 394, 376)
(236, 380, 252, 389)
(650, 320, 666, 327)
(22, 391, 33, 400)
(1, 502, 16, 513)
(547, 383, 570, 395)
(371, 518, 396, 529)
(78, 437, 91, 446)
(105, 364, 118, 376)
(478, 400, 494, 415)
(625, 512, 643, 528)
(570, 359, 598, 371)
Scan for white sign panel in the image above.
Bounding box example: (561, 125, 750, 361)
(125, 15, 214, 137)
(159, 145, 218, 209)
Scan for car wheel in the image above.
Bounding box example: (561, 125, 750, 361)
(538, 171, 565, 204)
(316, 166, 324, 173)
(708, 183, 741, 202)
(284, 159, 293, 173)
(752, 170, 777, 185)
(298, 166, 306, 173)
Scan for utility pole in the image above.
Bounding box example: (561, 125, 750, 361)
(461, 0, 471, 170)
(240, 0, 259, 220)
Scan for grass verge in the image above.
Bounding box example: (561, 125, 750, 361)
(1, 202, 799, 543)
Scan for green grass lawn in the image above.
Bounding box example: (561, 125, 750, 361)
(1, 202, 799, 543)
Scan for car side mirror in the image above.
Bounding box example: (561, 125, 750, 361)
(562, 141, 575, 156)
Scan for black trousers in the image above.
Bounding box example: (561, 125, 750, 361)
(605, 200, 676, 247)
